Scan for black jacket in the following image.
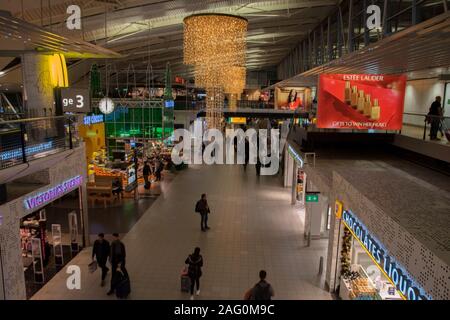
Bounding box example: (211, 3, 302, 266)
(143, 164, 151, 176)
(185, 254, 203, 278)
(429, 101, 442, 116)
(196, 199, 210, 214)
(92, 239, 110, 264)
(111, 239, 126, 264)
(251, 280, 274, 300)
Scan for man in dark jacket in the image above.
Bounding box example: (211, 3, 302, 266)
(143, 161, 152, 189)
(251, 270, 274, 300)
(428, 96, 443, 140)
(107, 233, 127, 295)
(92, 233, 110, 286)
(195, 194, 210, 232)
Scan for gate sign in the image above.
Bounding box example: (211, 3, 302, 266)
(61, 88, 90, 113)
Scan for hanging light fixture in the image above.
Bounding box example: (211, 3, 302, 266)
(183, 14, 248, 128)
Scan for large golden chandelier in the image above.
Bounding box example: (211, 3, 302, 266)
(184, 14, 248, 127)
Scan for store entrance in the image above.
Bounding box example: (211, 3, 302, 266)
(20, 189, 83, 299)
(338, 226, 403, 300)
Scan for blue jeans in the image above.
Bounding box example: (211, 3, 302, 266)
(200, 213, 208, 230)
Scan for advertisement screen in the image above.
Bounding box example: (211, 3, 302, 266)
(317, 74, 406, 130)
(275, 87, 312, 110)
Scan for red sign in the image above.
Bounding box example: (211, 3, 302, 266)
(317, 74, 406, 130)
(175, 76, 185, 84)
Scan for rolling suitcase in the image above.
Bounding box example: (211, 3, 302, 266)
(181, 267, 191, 292)
(116, 275, 131, 299)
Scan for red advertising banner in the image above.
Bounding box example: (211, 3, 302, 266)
(317, 74, 406, 130)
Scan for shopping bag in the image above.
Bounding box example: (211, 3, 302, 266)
(181, 266, 191, 292)
(88, 260, 98, 273)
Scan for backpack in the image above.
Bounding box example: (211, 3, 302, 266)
(195, 200, 201, 213)
(252, 281, 272, 300)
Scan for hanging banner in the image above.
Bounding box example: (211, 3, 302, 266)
(317, 74, 406, 130)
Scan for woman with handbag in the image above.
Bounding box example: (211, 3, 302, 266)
(185, 247, 203, 300)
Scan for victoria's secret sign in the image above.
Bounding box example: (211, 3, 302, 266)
(342, 210, 429, 300)
(24, 175, 83, 210)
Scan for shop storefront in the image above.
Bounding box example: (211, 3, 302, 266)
(332, 202, 429, 300)
(20, 176, 84, 298)
(0, 145, 88, 300)
(284, 142, 305, 205)
(284, 141, 330, 241)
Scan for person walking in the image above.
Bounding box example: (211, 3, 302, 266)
(195, 194, 210, 231)
(155, 157, 162, 181)
(143, 161, 152, 189)
(185, 247, 203, 300)
(92, 233, 110, 286)
(427, 96, 443, 140)
(107, 233, 127, 295)
(247, 270, 274, 300)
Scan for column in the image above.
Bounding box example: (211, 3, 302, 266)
(79, 184, 90, 247)
(21, 53, 56, 118)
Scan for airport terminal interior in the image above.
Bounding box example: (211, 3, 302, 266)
(0, 0, 449, 301)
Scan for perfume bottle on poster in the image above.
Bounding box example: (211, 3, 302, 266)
(371, 99, 381, 120)
(345, 81, 351, 104)
(350, 86, 358, 108)
(357, 90, 365, 113)
(364, 94, 372, 117)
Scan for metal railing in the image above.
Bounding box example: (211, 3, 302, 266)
(401, 112, 450, 142)
(0, 115, 81, 170)
(237, 100, 274, 109)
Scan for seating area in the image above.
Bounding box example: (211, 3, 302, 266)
(87, 175, 122, 207)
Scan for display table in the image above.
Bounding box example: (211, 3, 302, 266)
(339, 265, 378, 300)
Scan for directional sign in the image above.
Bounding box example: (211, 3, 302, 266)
(305, 194, 319, 202)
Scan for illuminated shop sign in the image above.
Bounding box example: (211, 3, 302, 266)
(342, 210, 429, 300)
(83, 114, 104, 126)
(287, 144, 304, 167)
(0, 141, 53, 161)
(24, 175, 83, 210)
(229, 117, 246, 124)
(164, 100, 174, 108)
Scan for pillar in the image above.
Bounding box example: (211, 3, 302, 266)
(21, 53, 56, 118)
(79, 184, 90, 247)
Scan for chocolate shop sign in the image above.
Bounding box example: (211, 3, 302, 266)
(342, 210, 429, 300)
(24, 175, 83, 210)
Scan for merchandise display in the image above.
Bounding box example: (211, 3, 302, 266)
(20, 215, 48, 270)
(339, 226, 404, 300)
(296, 170, 304, 201)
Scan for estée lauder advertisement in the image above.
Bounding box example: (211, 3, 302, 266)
(317, 74, 406, 130)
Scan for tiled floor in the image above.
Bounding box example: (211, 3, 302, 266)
(32, 164, 331, 300)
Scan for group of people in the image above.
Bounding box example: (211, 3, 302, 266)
(184, 247, 274, 301)
(187, 193, 274, 301)
(92, 233, 130, 299)
(142, 156, 164, 189)
(91, 185, 273, 301)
